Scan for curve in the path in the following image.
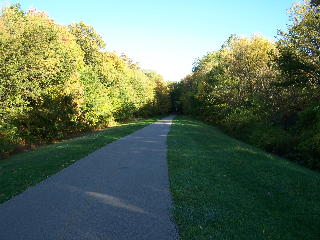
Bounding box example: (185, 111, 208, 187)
(0, 115, 178, 240)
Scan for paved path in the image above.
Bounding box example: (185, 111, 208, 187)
(0, 116, 178, 240)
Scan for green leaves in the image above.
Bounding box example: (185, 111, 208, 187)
(277, 0, 320, 87)
(0, 5, 170, 158)
(176, 1, 320, 171)
(68, 22, 105, 66)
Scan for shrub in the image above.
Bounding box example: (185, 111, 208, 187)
(0, 125, 20, 158)
(295, 102, 320, 169)
(219, 108, 260, 139)
(220, 107, 294, 156)
(248, 124, 293, 155)
(12, 91, 80, 144)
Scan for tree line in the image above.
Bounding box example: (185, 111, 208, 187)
(171, 0, 320, 170)
(0, 4, 171, 157)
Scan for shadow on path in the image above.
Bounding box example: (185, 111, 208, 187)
(0, 115, 178, 240)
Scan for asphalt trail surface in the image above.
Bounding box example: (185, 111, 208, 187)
(0, 116, 178, 240)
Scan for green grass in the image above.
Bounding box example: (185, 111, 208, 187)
(168, 115, 320, 240)
(0, 117, 159, 204)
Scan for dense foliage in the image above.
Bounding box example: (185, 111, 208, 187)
(173, 0, 320, 170)
(0, 4, 171, 157)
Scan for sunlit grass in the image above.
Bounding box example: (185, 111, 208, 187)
(168, 115, 320, 240)
(0, 117, 159, 204)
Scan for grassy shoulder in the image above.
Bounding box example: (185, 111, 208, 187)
(168, 115, 320, 240)
(0, 117, 159, 204)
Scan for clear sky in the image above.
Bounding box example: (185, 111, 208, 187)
(8, 0, 296, 81)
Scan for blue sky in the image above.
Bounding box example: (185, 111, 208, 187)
(10, 0, 295, 81)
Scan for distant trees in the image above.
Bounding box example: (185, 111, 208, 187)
(0, 5, 171, 157)
(174, 0, 320, 170)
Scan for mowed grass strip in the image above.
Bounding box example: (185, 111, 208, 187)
(168, 115, 320, 240)
(0, 117, 159, 204)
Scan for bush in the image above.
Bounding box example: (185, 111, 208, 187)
(295, 102, 320, 169)
(219, 107, 293, 156)
(297, 133, 320, 169)
(248, 124, 293, 155)
(0, 125, 20, 158)
(219, 108, 260, 139)
(12, 92, 80, 144)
